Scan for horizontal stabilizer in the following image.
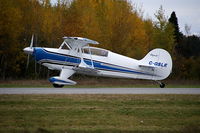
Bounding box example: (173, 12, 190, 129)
(139, 64, 156, 69)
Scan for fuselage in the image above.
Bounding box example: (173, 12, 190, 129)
(32, 47, 155, 80)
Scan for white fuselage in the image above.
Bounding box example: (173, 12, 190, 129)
(34, 47, 155, 80)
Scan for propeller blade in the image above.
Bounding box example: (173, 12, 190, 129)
(26, 54, 30, 70)
(30, 34, 34, 48)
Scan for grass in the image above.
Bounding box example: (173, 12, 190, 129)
(0, 94, 199, 133)
(0, 78, 200, 88)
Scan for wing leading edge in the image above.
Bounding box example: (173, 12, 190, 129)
(63, 37, 99, 49)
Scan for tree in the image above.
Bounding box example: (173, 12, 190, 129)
(168, 11, 182, 44)
(178, 35, 200, 58)
(152, 6, 175, 53)
(64, 0, 149, 58)
(184, 24, 191, 36)
(0, 0, 24, 79)
(6, 0, 200, 80)
(144, 19, 154, 51)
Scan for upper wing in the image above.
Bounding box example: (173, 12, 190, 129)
(63, 37, 99, 49)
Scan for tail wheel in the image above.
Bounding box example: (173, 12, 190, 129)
(160, 83, 165, 88)
(53, 84, 64, 88)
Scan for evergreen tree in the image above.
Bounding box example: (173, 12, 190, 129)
(168, 11, 182, 44)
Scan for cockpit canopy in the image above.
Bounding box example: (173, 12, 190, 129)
(82, 47, 108, 57)
(59, 37, 108, 57)
(59, 41, 108, 57)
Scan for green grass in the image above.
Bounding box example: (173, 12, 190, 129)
(0, 79, 200, 88)
(0, 94, 200, 133)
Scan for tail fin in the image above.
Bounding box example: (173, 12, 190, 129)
(139, 48, 172, 80)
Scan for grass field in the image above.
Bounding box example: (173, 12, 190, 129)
(0, 78, 200, 88)
(0, 94, 199, 133)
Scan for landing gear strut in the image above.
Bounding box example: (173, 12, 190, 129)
(53, 84, 64, 88)
(155, 81, 165, 88)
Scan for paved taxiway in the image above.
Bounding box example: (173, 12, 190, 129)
(0, 87, 200, 94)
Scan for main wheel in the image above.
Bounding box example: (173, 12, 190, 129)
(53, 84, 64, 88)
(160, 83, 165, 88)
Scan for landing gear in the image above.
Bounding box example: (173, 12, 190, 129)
(155, 81, 165, 88)
(53, 84, 64, 88)
(159, 82, 165, 88)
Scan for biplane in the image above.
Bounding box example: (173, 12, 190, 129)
(23, 36, 172, 88)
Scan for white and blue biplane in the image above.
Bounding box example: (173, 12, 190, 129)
(24, 36, 172, 88)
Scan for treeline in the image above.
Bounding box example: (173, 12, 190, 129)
(0, 0, 199, 80)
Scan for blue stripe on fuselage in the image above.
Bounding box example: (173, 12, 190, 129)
(83, 59, 144, 75)
(34, 47, 80, 64)
(33, 47, 154, 76)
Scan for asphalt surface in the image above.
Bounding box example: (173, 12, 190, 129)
(0, 87, 200, 94)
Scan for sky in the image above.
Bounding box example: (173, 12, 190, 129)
(51, 0, 200, 35)
(131, 0, 200, 35)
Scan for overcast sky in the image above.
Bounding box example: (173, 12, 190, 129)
(51, 0, 200, 35)
(131, 0, 200, 35)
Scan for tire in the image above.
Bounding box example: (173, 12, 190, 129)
(160, 83, 165, 88)
(53, 84, 64, 88)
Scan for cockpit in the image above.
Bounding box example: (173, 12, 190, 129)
(82, 47, 108, 57)
(59, 37, 109, 57)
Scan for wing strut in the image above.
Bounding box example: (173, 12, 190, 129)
(78, 46, 90, 68)
(88, 44, 94, 69)
(73, 44, 99, 74)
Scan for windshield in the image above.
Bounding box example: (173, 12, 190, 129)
(82, 47, 108, 57)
